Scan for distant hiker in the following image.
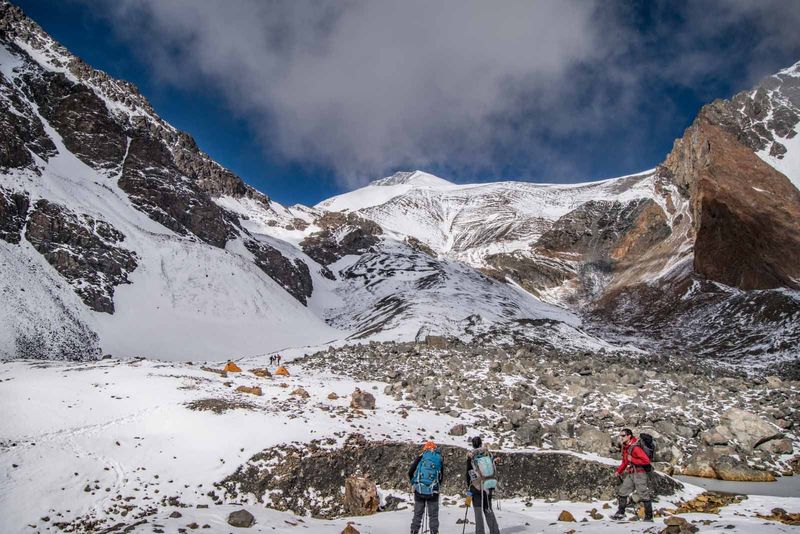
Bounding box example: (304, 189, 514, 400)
(466, 436, 500, 534)
(269, 355, 274, 366)
(409, 440, 443, 534)
(611, 428, 654, 522)
(276, 354, 282, 366)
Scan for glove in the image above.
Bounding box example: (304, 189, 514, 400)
(466, 490, 473, 496)
(465, 496, 472, 507)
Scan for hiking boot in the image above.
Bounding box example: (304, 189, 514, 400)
(611, 496, 627, 520)
(643, 500, 653, 522)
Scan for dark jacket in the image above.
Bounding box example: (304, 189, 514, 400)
(409, 452, 444, 498)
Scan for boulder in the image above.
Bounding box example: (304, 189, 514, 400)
(514, 420, 543, 447)
(328, 392, 339, 400)
(343, 476, 379, 516)
(712, 456, 776, 482)
(663, 516, 698, 533)
(235, 386, 263, 397)
(250, 368, 271, 377)
(227, 509, 255, 528)
(449, 424, 467, 436)
(756, 438, 793, 455)
(700, 429, 728, 446)
(718, 408, 782, 451)
(557, 510, 576, 522)
(576, 426, 610, 456)
(351, 388, 376, 410)
(680, 447, 718, 479)
(291, 387, 310, 399)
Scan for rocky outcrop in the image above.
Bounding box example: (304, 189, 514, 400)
(660, 118, 800, 290)
(0, 187, 29, 243)
(0, 70, 55, 170)
(24, 199, 138, 313)
(300, 212, 382, 266)
(699, 61, 800, 158)
(537, 199, 670, 260)
(119, 136, 237, 248)
(244, 239, 313, 304)
(23, 69, 127, 171)
(217, 434, 682, 518)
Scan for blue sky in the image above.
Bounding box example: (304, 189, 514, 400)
(15, 0, 800, 206)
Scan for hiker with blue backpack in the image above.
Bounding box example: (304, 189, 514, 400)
(466, 436, 500, 534)
(408, 440, 444, 534)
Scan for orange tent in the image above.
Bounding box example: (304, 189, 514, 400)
(275, 365, 290, 376)
(224, 361, 242, 373)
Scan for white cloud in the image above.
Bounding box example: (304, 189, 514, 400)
(87, 0, 800, 188)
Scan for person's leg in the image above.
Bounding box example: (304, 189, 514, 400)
(633, 472, 654, 521)
(472, 489, 486, 534)
(612, 474, 633, 519)
(482, 490, 500, 534)
(427, 496, 440, 534)
(410, 494, 425, 534)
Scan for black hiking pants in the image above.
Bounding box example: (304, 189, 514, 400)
(472, 489, 500, 534)
(410, 492, 439, 534)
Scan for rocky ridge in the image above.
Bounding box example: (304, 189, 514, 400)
(217, 433, 682, 519)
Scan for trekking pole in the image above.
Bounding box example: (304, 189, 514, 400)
(422, 503, 428, 534)
(461, 502, 469, 534)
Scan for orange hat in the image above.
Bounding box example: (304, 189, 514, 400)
(422, 440, 437, 451)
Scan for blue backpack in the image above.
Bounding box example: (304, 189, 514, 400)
(413, 450, 443, 495)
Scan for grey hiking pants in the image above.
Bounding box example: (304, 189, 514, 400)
(618, 470, 653, 501)
(472, 489, 500, 534)
(410, 493, 439, 534)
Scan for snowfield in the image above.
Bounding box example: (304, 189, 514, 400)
(1, 358, 798, 533)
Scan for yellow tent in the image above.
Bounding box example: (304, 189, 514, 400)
(275, 365, 290, 376)
(224, 361, 242, 373)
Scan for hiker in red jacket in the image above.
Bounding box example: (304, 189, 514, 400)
(611, 428, 653, 522)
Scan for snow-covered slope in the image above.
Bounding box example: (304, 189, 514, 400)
(317, 169, 660, 266)
(0, 3, 601, 361)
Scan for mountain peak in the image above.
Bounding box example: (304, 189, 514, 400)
(369, 170, 453, 188)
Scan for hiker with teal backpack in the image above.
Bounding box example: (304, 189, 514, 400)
(466, 436, 500, 534)
(409, 440, 444, 534)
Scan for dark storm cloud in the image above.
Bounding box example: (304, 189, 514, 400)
(87, 0, 800, 187)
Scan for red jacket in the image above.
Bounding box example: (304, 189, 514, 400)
(616, 437, 651, 475)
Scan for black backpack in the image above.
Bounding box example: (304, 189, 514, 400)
(637, 433, 656, 461)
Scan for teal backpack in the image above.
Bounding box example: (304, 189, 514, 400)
(472, 450, 497, 490)
(413, 450, 443, 495)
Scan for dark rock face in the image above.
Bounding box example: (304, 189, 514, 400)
(119, 136, 237, 248)
(0, 71, 56, 170)
(538, 199, 670, 260)
(662, 119, 800, 290)
(24, 199, 138, 313)
(0, 187, 29, 243)
(23, 70, 126, 171)
(301, 212, 382, 266)
(218, 435, 682, 519)
(244, 239, 313, 304)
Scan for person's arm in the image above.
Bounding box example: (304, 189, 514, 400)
(615, 446, 628, 475)
(439, 457, 444, 484)
(465, 457, 472, 490)
(408, 455, 421, 481)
